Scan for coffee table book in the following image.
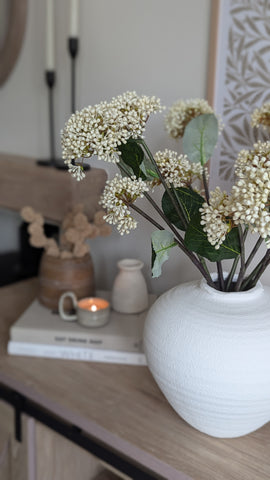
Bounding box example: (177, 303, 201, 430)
(8, 291, 156, 366)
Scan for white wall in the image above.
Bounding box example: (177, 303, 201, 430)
(0, 0, 215, 293)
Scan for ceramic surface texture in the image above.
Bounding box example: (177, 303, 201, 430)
(112, 259, 148, 314)
(143, 279, 270, 438)
(38, 252, 95, 310)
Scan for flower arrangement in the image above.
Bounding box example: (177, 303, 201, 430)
(21, 204, 111, 258)
(61, 91, 270, 292)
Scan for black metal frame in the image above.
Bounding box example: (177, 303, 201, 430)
(0, 383, 165, 480)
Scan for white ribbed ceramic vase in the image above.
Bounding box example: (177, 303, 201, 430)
(143, 278, 270, 438)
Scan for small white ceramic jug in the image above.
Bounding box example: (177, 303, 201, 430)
(112, 259, 149, 314)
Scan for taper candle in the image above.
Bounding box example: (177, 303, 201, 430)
(70, 0, 79, 37)
(46, 0, 55, 70)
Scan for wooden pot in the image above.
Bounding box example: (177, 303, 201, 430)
(38, 253, 95, 310)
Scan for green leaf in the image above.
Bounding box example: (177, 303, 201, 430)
(118, 139, 145, 178)
(184, 214, 240, 261)
(151, 230, 177, 278)
(183, 113, 218, 165)
(118, 157, 134, 177)
(140, 154, 159, 180)
(162, 188, 204, 231)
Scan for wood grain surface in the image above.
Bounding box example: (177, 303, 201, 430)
(0, 279, 270, 480)
(0, 400, 28, 480)
(35, 421, 102, 480)
(0, 153, 107, 223)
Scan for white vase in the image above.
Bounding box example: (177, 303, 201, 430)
(143, 278, 270, 438)
(112, 258, 148, 314)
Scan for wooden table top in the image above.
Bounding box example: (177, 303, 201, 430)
(0, 279, 270, 480)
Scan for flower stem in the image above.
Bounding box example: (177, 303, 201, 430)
(250, 250, 270, 286)
(203, 165, 224, 290)
(129, 202, 216, 286)
(216, 261, 225, 290)
(198, 255, 212, 280)
(202, 167, 209, 203)
(145, 194, 216, 286)
(138, 139, 188, 229)
(225, 256, 240, 291)
(128, 203, 164, 231)
(234, 225, 246, 291)
(245, 236, 263, 270)
(172, 187, 189, 228)
(118, 160, 185, 245)
(118, 141, 216, 288)
(144, 192, 185, 244)
(225, 227, 248, 291)
(242, 247, 270, 290)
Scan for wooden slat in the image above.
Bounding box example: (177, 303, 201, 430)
(0, 431, 10, 480)
(0, 153, 107, 223)
(35, 422, 102, 480)
(0, 400, 28, 480)
(92, 470, 123, 480)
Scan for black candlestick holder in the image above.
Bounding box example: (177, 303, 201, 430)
(37, 70, 67, 169)
(68, 37, 78, 114)
(68, 37, 90, 170)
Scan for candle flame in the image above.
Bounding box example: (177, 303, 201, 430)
(91, 305, 98, 312)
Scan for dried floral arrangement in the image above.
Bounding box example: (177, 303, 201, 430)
(60, 91, 270, 292)
(21, 204, 111, 259)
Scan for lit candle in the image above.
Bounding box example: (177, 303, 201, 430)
(70, 0, 79, 37)
(46, 0, 55, 70)
(77, 297, 110, 328)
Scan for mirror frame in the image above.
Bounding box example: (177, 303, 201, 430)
(0, 0, 27, 86)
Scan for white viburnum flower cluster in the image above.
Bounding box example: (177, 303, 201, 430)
(200, 187, 231, 249)
(165, 98, 214, 139)
(61, 91, 163, 169)
(231, 142, 270, 245)
(154, 149, 203, 188)
(201, 142, 270, 249)
(68, 164, 86, 181)
(99, 174, 149, 235)
(251, 102, 270, 130)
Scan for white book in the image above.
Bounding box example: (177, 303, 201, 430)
(10, 291, 156, 353)
(7, 341, 147, 366)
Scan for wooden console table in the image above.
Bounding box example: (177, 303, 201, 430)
(0, 279, 270, 480)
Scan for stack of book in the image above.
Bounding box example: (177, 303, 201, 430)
(8, 291, 156, 366)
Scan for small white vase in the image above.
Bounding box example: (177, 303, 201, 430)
(143, 278, 270, 438)
(112, 258, 148, 314)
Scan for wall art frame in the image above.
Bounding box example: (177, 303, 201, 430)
(207, 0, 270, 192)
(0, 0, 27, 87)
